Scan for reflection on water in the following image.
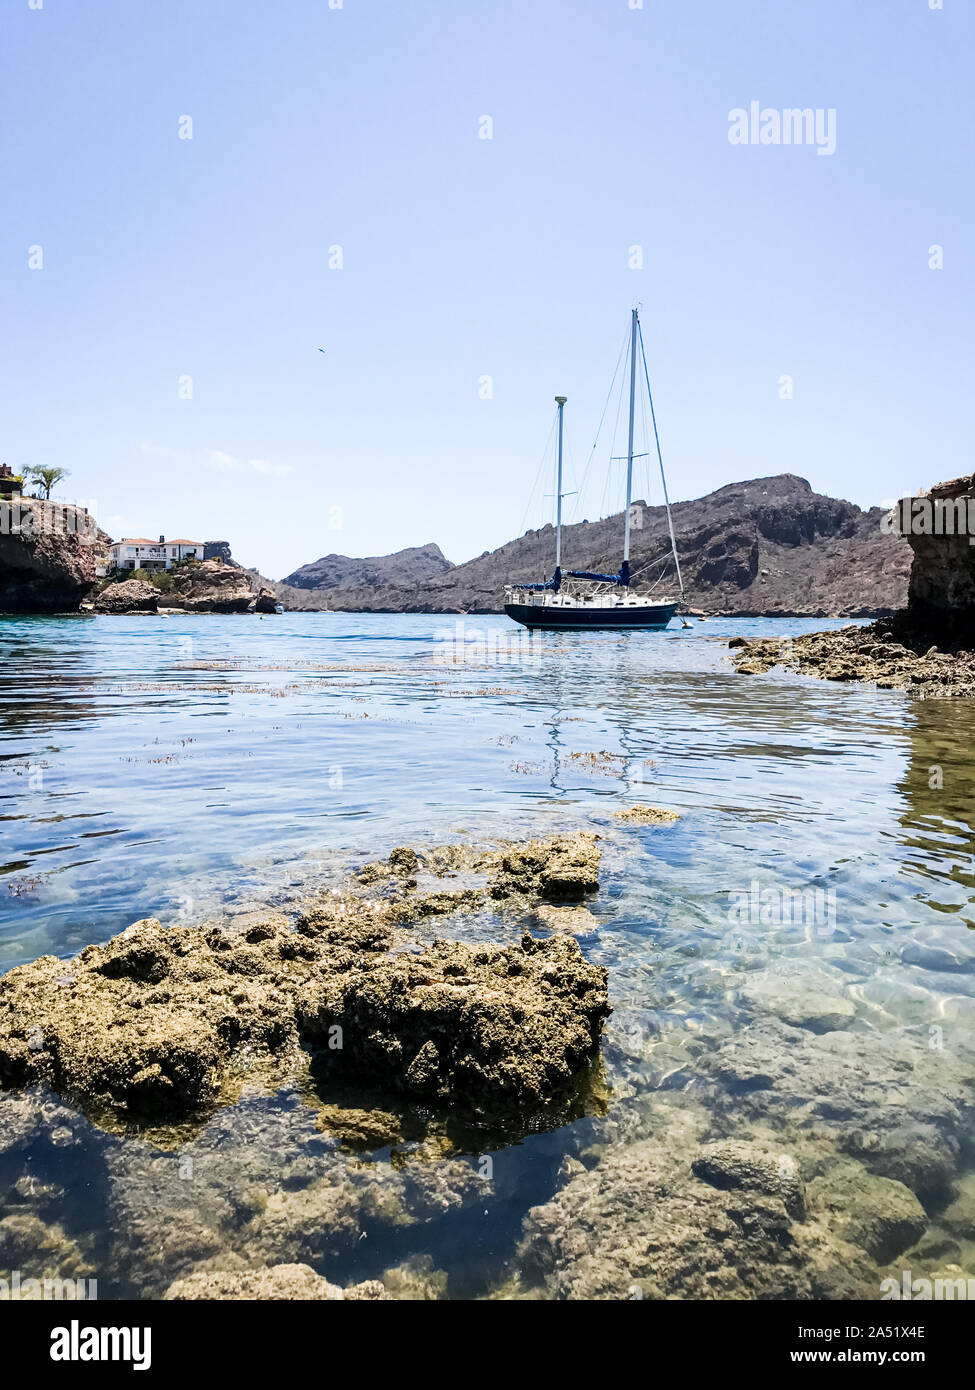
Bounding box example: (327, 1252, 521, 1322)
(1, 612, 974, 1298)
(898, 699, 975, 925)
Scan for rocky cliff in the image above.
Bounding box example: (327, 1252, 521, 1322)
(272, 476, 909, 616)
(904, 473, 975, 642)
(0, 500, 102, 613)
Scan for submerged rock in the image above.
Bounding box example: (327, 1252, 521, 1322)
(0, 1211, 95, 1286)
(518, 1135, 875, 1300)
(806, 1162, 927, 1263)
(691, 1139, 807, 1220)
(532, 902, 600, 936)
(736, 965, 856, 1034)
(380, 1254, 448, 1300)
(695, 1019, 975, 1203)
(103, 1090, 493, 1295)
(940, 1174, 975, 1240)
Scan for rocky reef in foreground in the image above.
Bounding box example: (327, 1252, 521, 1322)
(0, 833, 608, 1126)
(730, 473, 975, 696)
(3, 985, 972, 1301)
(2, 819, 973, 1302)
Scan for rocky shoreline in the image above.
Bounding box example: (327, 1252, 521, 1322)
(730, 474, 975, 698)
(87, 559, 279, 616)
(730, 615, 975, 697)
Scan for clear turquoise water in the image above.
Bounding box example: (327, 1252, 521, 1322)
(1, 611, 974, 1296)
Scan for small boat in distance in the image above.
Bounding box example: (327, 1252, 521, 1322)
(504, 307, 684, 631)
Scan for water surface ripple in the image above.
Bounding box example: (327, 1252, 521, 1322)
(1, 612, 973, 1297)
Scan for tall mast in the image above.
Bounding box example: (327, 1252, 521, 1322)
(622, 307, 638, 571)
(637, 316, 685, 601)
(554, 396, 566, 569)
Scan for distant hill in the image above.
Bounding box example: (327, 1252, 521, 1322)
(281, 542, 453, 592)
(264, 475, 910, 617)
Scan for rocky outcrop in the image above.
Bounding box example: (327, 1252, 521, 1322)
(297, 930, 608, 1114)
(91, 579, 159, 614)
(169, 557, 261, 613)
(355, 831, 602, 905)
(612, 805, 681, 826)
(252, 588, 278, 613)
(272, 476, 908, 616)
(0, 834, 609, 1126)
(905, 473, 975, 641)
(91, 560, 279, 616)
(0, 500, 100, 613)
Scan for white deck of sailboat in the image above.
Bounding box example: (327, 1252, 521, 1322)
(503, 589, 677, 610)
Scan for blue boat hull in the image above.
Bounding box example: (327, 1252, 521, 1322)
(504, 601, 678, 630)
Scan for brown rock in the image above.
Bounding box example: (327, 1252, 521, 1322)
(613, 805, 680, 826)
(0, 839, 610, 1124)
(91, 579, 160, 614)
(163, 1263, 389, 1300)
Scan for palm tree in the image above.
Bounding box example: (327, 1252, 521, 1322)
(24, 466, 69, 499)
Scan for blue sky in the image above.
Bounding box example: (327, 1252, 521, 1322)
(2, 0, 971, 578)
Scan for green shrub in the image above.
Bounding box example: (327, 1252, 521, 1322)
(100, 565, 175, 592)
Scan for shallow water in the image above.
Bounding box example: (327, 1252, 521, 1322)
(1, 612, 974, 1298)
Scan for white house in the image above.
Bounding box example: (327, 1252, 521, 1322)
(109, 536, 204, 572)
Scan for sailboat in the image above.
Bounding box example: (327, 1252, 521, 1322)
(504, 307, 684, 631)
